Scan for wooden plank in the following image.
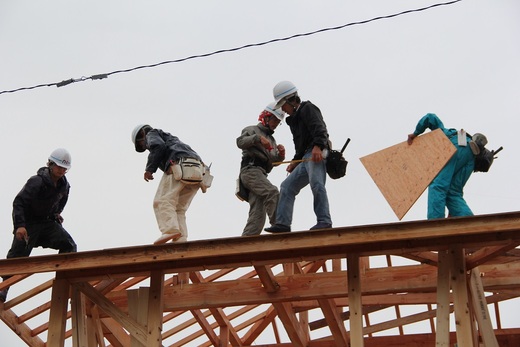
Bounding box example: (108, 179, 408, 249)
(128, 289, 146, 347)
(101, 317, 129, 347)
(74, 281, 148, 346)
(90, 306, 106, 347)
(273, 301, 307, 347)
(435, 250, 451, 347)
(348, 253, 364, 347)
(360, 128, 456, 220)
(190, 271, 245, 346)
(147, 270, 164, 346)
(0, 307, 45, 347)
(97, 264, 520, 312)
(71, 286, 88, 347)
(47, 278, 70, 347)
(1, 212, 520, 278)
(254, 265, 280, 292)
(190, 309, 220, 346)
(450, 246, 474, 347)
(469, 268, 499, 347)
(317, 298, 349, 347)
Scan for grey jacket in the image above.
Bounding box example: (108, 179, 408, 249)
(237, 123, 283, 173)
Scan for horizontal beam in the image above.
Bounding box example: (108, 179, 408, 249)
(1, 211, 520, 277)
(100, 263, 520, 312)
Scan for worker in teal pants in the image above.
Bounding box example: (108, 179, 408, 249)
(408, 113, 475, 219)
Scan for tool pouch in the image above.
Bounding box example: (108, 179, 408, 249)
(173, 158, 204, 184)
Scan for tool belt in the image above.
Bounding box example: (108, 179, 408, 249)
(172, 158, 204, 184)
(241, 156, 268, 171)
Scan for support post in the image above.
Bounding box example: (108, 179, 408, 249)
(47, 277, 70, 347)
(348, 253, 364, 347)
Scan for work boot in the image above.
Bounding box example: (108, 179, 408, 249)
(0, 288, 9, 303)
(264, 224, 291, 233)
(310, 222, 332, 230)
(154, 232, 181, 245)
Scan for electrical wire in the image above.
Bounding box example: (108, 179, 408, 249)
(0, 0, 462, 95)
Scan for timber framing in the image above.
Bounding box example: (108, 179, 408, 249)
(1, 211, 520, 346)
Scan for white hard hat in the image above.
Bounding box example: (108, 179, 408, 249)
(131, 124, 151, 152)
(48, 148, 71, 169)
(264, 102, 285, 121)
(273, 81, 298, 108)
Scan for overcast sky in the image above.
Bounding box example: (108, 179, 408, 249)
(1, 0, 519, 345)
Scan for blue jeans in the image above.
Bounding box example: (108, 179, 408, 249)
(276, 150, 332, 227)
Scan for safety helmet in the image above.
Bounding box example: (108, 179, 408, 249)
(273, 81, 298, 108)
(264, 102, 285, 121)
(48, 148, 72, 169)
(131, 124, 152, 152)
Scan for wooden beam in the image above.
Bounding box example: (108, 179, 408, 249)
(435, 249, 451, 347)
(190, 309, 220, 346)
(128, 288, 148, 347)
(73, 281, 148, 346)
(71, 285, 88, 347)
(450, 246, 474, 347)
(96, 263, 520, 313)
(469, 268, 499, 347)
(273, 301, 308, 347)
(147, 270, 165, 346)
(348, 253, 364, 346)
(2, 212, 520, 278)
(317, 298, 349, 347)
(90, 306, 106, 347)
(254, 265, 280, 292)
(0, 307, 45, 347)
(47, 278, 70, 347)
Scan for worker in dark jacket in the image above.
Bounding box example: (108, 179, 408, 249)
(132, 125, 210, 245)
(265, 81, 332, 233)
(237, 102, 286, 236)
(0, 148, 77, 303)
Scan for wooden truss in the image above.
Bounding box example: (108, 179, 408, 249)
(1, 211, 520, 346)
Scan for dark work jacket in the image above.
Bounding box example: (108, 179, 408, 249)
(145, 129, 202, 173)
(12, 167, 70, 230)
(286, 101, 329, 161)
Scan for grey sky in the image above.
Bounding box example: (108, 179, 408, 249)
(1, 0, 519, 345)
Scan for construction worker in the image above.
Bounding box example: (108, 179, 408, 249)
(237, 102, 286, 236)
(0, 148, 77, 303)
(132, 124, 210, 244)
(264, 81, 332, 233)
(408, 113, 479, 219)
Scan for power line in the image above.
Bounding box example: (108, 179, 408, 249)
(0, 0, 462, 96)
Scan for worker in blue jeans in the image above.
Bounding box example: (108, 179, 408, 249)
(265, 81, 332, 232)
(408, 113, 478, 219)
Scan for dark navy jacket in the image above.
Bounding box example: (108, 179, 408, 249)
(286, 101, 329, 161)
(145, 129, 201, 173)
(12, 167, 69, 230)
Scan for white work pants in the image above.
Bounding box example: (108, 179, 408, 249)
(153, 172, 199, 242)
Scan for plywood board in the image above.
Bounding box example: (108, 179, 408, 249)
(360, 129, 456, 220)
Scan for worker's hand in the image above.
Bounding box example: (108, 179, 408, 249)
(277, 144, 285, 159)
(287, 162, 299, 173)
(407, 134, 417, 145)
(311, 145, 323, 162)
(259, 136, 273, 151)
(144, 171, 154, 182)
(15, 227, 28, 242)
